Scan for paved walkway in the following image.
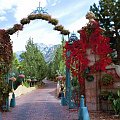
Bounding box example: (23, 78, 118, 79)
(2, 80, 78, 120)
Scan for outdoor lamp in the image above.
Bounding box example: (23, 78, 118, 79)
(68, 33, 78, 45)
(63, 32, 78, 109)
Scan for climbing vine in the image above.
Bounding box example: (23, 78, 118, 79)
(0, 29, 13, 74)
(63, 19, 112, 84)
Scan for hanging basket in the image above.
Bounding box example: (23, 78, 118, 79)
(99, 91, 110, 100)
(86, 75, 94, 82)
(13, 24, 23, 31)
(48, 18, 58, 25)
(18, 74, 25, 78)
(6, 28, 16, 35)
(101, 74, 113, 86)
(9, 77, 16, 82)
(60, 30, 70, 35)
(28, 14, 37, 20)
(53, 25, 64, 31)
(20, 18, 30, 25)
(35, 13, 43, 19)
(41, 14, 51, 21)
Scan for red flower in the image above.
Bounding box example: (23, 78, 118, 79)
(18, 74, 25, 78)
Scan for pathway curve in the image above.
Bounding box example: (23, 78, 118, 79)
(2, 80, 78, 120)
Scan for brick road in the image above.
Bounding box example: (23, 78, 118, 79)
(2, 80, 78, 120)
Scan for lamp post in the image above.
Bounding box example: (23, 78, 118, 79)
(62, 33, 78, 109)
(10, 72, 16, 107)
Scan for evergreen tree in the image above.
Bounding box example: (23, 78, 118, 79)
(20, 38, 47, 81)
(90, 0, 120, 64)
(11, 53, 20, 76)
(47, 36, 66, 80)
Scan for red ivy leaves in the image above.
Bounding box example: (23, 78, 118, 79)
(63, 20, 112, 85)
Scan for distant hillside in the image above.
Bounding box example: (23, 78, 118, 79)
(15, 43, 59, 63)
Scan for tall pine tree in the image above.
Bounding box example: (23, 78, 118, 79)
(90, 0, 120, 64)
(20, 38, 47, 81)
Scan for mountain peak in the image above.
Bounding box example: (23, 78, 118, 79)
(15, 43, 59, 63)
(37, 43, 59, 62)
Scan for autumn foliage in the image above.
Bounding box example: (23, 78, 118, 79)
(63, 20, 112, 84)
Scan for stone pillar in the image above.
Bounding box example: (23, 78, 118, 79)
(85, 73, 100, 111)
(84, 48, 100, 111)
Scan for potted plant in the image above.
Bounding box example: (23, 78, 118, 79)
(16, 74, 25, 84)
(9, 77, 16, 82)
(28, 14, 36, 20)
(99, 91, 110, 100)
(48, 18, 58, 25)
(53, 25, 64, 31)
(35, 13, 43, 19)
(82, 68, 94, 82)
(20, 18, 30, 25)
(41, 14, 51, 21)
(108, 90, 120, 117)
(101, 74, 113, 86)
(60, 30, 70, 35)
(13, 24, 23, 31)
(86, 75, 94, 82)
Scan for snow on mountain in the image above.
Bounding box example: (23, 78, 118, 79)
(15, 43, 59, 63)
(37, 43, 59, 62)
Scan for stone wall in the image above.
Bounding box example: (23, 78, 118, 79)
(85, 67, 120, 111)
(85, 73, 100, 111)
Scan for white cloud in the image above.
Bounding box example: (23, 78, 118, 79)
(14, 0, 47, 22)
(66, 16, 88, 32)
(0, 0, 17, 20)
(0, 0, 47, 22)
(0, 0, 100, 52)
(51, 1, 88, 19)
(11, 32, 62, 52)
(10, 21, 62, 52)
(0, 0, 16, 10)
(0, 16, 7, 21)
(51, 0, 60, 6)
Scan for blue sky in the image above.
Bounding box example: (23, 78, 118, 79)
(0, 0, 99, 52)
